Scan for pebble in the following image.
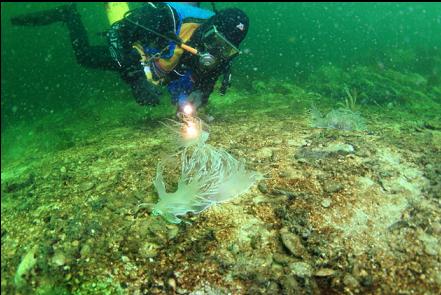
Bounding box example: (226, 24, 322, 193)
(323, 143, 355, 155)
(314, 268, 336, 277)
(321, 198, 332, 208)
(272, 188, 298, 199)
(289, 262, 313, 278)
(272, 253, 293, 266)
(166, 224, 179, 240)
(52, 251, 66, 266)
(80, 244, 91, 258)
(287, 140, 297, 146)
(14, 246, 38, 288)
(279, 167, 303, 179)
(280, 227, 307, 258)
(258, 183, 268, 193)
(418, 231, 440, 256)
(121, 255, 130, 263)
(281, 276, 300, 293)
(323, 182, 343, 194)
(256, 147, 273, 159)
(140, 242, 159, 258)
(434, 272, 441, 286)
(167, 278, 176, 290)
(431, 222, 441, 235)
(408, 261, 422, 274)
(343, 273, 360, 289)
(287, 139, 307, 147)
(79, 182, 95, 192)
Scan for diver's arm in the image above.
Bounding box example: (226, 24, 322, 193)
(194, 61, 232, 104)
(220, 62, 232, 95)
(108, 20, 144, 82)
(107, 18, 159, 105)
(107, 3, 175, 81)
(194, 74, 219, 105)
(107, 4, 175, 106)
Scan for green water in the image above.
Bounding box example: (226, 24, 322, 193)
(3, 3, 440, 128)
(1, 2, 441, 294)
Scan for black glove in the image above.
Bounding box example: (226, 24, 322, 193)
(130, 76, 162, 106)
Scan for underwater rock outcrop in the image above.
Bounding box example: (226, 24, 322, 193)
(310, 106, 366, 131)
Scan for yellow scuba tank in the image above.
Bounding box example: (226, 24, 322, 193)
(105, 2, 159, 84)
(105, 2, 130, 25)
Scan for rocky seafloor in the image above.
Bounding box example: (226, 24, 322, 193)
(1, 64, 441, 294)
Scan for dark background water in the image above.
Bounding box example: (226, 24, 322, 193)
(1, 2, 441, 146)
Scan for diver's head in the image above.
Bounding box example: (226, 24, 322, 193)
(193, 8, 249, 68)
(208, 8, 249, 48)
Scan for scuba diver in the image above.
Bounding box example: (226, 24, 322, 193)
(10, 2, 249, 114)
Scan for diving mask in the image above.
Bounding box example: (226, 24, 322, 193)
(202, 25, 240, 60)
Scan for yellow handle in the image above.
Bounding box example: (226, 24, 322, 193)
(180, 44, 198, 56)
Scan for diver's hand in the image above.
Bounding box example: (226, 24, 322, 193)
(131, 77, 161, 106)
